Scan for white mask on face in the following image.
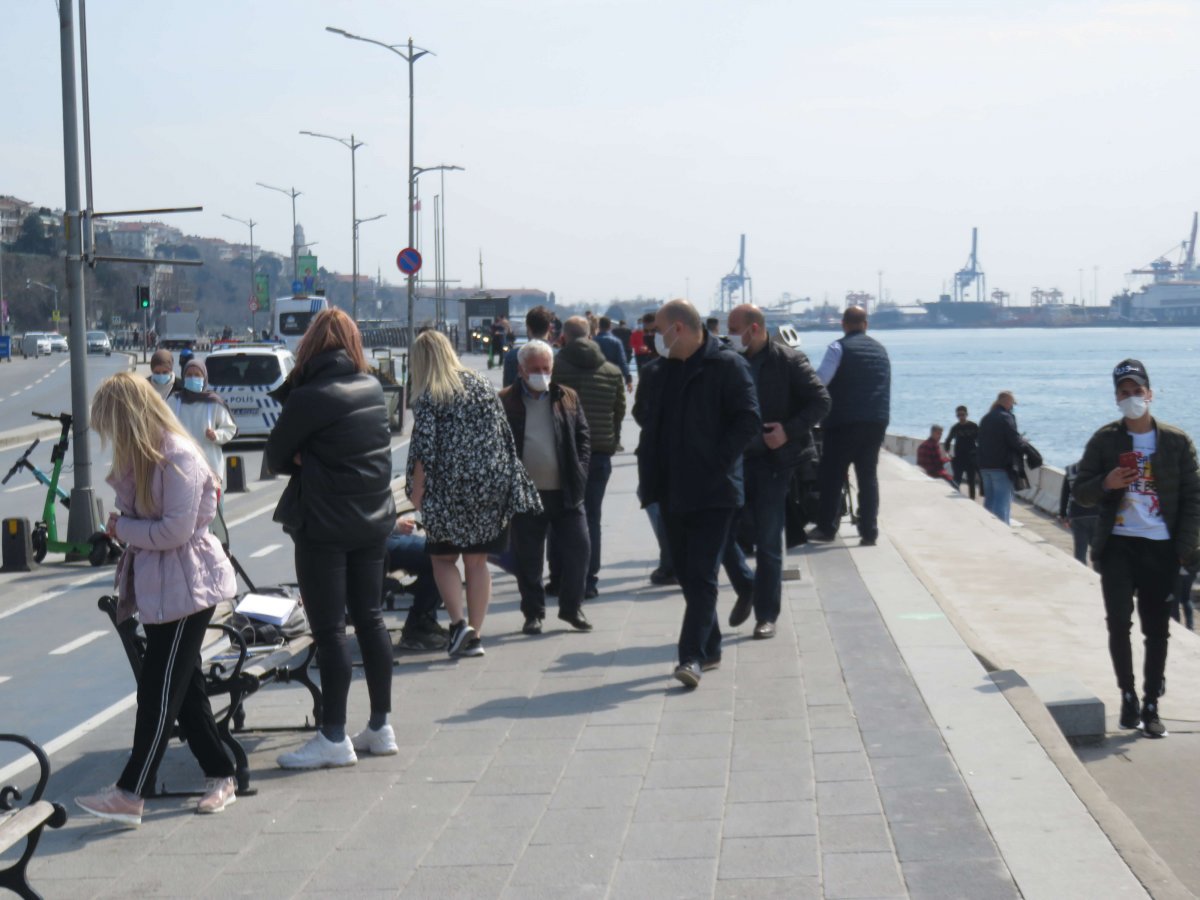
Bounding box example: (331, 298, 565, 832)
(655, 329, 673, 359)
(731, 330, 751, 354)
(1118, 394, 1149, 420)
(526, 373, 551, 394)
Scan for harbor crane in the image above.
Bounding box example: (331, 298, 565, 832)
(954, 227, 986, 302)
(719, 234, 752, 311)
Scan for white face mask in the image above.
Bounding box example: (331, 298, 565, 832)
(655, 329, 674, 359)
(1118, 394, 1149, 420)
(525, 372, 551, 394)
(731, 330, 751, 355)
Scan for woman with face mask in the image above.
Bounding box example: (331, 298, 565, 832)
(147, 349, 182, 401)
(168, 359, 237, 487)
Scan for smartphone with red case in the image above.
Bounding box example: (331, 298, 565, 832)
(1119, 451, 1138, 470)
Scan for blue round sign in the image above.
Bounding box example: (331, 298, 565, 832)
(291, 279, 304, 294)
(396, 247, 423, 275)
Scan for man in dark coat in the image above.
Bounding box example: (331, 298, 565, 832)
(811, 306, 891, 545)
(944, 405, 981, 498)
(724, 304, 830, 638)
(977, 391, 1022, 524)
(499, 339, 593, 635)
(636, 300, 760, 687)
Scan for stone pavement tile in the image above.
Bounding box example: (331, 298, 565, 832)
(869, 752, 962, 789)
(721, 800, 817, 838)
(813, 750, 872, 782)
(861, 726, 947, 759)
(821, 851, 906, 899)
(879, 790, 999, 863)
(300, 846, 424, 893)
(632, 786, 728, 822)
(643, 756, 729, 789)
(222, 831, 334, 874)
(657, 709, 734, 734)
(503, 715, 587, 739)
(563, 747, 651, 778)
(653, 731, 733, 759)
(803, 684, 852, 707)
(816, 779, 883, 817)
(733, 697, 806, 721)
(28, 878, 114, 899)
(96, 850, 226, 896)
(376, 778, 473, 814)
(197, 867, 315, 899)
(529, 804, 633, 845)
(549, 774, 644, 809)
(397, 863, 512, 899)
(500, 883, 608, 900)
(902, 857, 1021, 900)
(454, 792, 549, 830)
(620, 819, 721, 860)
(713, 875, 822, 899)
(418, 726, 511, 756)
(731, 719, 809, 744)
(810, 726, 865, 755)
(730, 742, 811, 773)
(609, 858, 718, 900)
(395, 752, 493, 785)
(420, 823, 532, 866)
(506, 842, 617, 888)
(472, 761, 564, 795)
(577, 723, 658, 750)
(727, 769, 815, 804)
(490, 737, 578, 767)
(718, 835, 819, 879)
(806, 705, 859, 729)
(818, 813, 893, 853)
(586, 700, 666, 726)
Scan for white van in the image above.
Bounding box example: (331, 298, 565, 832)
(20, 332, 52, 358)
(205, 344, 295, 439)
(273, 295, 329, 355)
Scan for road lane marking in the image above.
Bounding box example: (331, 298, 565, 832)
(0, 691, 137, 788)
(8, 391, 19, 398)
(225, 501, 278, 529)
(0, 677, 10, 686)
(0, 591, 65, 622)
(249, 543, 282, 558)
(49, 630, 109, 655)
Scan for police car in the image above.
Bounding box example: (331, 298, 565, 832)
(204, 343, 295, 439)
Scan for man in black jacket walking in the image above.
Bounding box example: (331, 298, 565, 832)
(725, 304, 830, 638)
(637, 300, 760, 687)
(499, 340, 593, 635)
(977, 391, 1022, 524)
(944, 405, 981, 498)
(811, 306, 891, 545)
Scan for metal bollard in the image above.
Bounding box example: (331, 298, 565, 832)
(259, 452, 276, 481)
(1, 518, 36, 572)
(225, 455, 247, 493)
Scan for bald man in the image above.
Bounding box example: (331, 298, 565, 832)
(635, 300, 760, 687)
(811, 306, 891, 546)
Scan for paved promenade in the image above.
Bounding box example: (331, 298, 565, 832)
(9, 363, 1188, 898)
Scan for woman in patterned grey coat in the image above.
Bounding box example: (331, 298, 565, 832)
(407, 330, 541, 656)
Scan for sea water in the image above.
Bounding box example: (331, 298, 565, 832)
(799, 327, 1200, 468)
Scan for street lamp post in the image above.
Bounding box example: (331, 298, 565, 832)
(222, 213, 257, 333)
(256, 182, 301, 281)
(301, 130, 364, 321)
(326, 26, 431, 347)
(29, 279, 61, 321)
(412, 165, 463, 329)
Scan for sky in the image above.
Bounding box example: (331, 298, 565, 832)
(3, 0, 1199, 312)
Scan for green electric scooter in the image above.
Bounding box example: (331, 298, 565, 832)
(1, 411, 120, 566)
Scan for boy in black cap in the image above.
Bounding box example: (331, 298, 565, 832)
(1073, 359, 1200, 737)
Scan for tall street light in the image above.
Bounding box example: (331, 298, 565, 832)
(301, 129, 365, 321)
(256, 182, 301, 281)
(326, 25, 431, 347)
(413, 165, 464, 328)
(28, 279, 61, 320)
(222, 213, 257, 333)
(356, 213, 387, 316)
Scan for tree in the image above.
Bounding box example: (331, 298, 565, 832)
(12, 213, 53, 255)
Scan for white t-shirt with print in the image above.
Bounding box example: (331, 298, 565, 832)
(1112, 429, 1171, 540)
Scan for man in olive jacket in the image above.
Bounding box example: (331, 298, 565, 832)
(724, 304, 830, 638)
(1073, 358, 1200, 738)
(550, 316, 627, 598)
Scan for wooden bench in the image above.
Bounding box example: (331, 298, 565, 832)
(0, 734, 67, 900)
(97, 591, 322, 797)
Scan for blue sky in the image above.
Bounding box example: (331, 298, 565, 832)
(3, 1, 1198, 311)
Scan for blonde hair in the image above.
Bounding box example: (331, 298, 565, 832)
(410, 330, 468, 403)
(92, 372, 198, 516)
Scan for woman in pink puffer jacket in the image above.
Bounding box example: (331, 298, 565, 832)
(75, 372, 239, 827)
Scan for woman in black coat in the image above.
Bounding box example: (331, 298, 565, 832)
(266, 308, 398, 768)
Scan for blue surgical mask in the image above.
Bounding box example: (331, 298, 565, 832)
(184, 377, 205, 393)
(150, 372, 172, 386)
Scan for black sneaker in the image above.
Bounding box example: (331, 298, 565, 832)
(460, 636, 485, 657)
(729, 591, 753, 628)
(673, 661, 701, 688)
(399, 629, 448, 651)
(446, 620, 473, 656)
(522, 617, 543, 635)
(806, 527, 837, 543)
(584, 585, 599, 600)
(1141, 701, 1167, 738)
(1119, 691, 1140, 729)
(649, 568, 678, 586)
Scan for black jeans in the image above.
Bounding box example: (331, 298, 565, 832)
(663, 506, 734, 666)
(1099, 535, 1175, 700)
(721, 460, 790, 624)
(817, 422, 887, 539)
(513, 490, 589, 619)
(951, 456, 980, 499)
(294, 536, 392, 729)
(584, 453, 613, 591)
(118, 607, 234, 797)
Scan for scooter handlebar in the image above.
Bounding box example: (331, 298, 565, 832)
(31, 411, 69, 422)
(1, 438, 40, 484)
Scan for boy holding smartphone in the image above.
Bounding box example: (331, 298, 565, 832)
(1073, 359, 1200, 737)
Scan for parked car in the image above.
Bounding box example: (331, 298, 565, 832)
(20, 332, 52, 358)
(85, 331, 112, 356)
(47, 333, 68, 353)
(205, 343, 295, 439)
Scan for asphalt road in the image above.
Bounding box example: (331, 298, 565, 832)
(0, 350, 413, 774)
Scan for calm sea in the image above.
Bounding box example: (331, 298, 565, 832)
(797, 327, 1200, 468)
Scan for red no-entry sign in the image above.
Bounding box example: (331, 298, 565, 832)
(396, 247, 422, 275)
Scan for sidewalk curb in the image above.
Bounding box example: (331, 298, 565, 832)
(990, 669, 1195, 900)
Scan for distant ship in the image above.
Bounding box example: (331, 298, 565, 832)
(1110, 212, 1200, 325)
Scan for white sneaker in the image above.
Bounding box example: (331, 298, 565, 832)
(351, 724, 399, 756)
(277, 732, 357, 769)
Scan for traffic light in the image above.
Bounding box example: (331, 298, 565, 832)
(137, 285, 150, 309)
